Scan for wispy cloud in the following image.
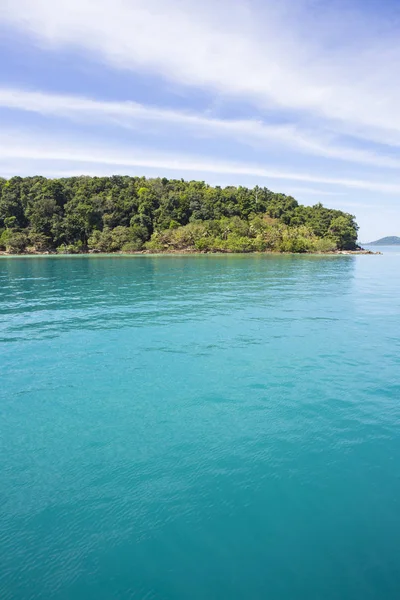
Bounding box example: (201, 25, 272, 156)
(1, 129, 400, 195)
(2, 87, 400, 171)
(2, 0, 400, 145)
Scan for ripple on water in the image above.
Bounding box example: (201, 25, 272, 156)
(1, 255, 400, 599)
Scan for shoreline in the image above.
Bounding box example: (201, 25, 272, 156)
(0, 249, 381, 258)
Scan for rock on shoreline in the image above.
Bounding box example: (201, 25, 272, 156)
(334, 249, 382, 255)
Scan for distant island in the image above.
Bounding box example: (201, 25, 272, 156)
(0, 175, 363, 255)
(367, 236, 400, 246)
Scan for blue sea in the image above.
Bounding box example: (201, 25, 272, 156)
(1, 249, 400, 599)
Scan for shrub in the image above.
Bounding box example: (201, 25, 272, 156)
(144, 234, 165, 252)
(121, 241, 143, 253)
(194, 237, 212, 252)
(57, 241, 85, 254)
(1, 230, 29, 253)
(280, 236, 310, 253)
(312, 237, 337, 252)
(29, 232, 52, 252)
(88, 229, 112, 252)
(224, 234, 257, 253)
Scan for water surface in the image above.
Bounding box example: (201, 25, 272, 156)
(1, 254, 400, 599)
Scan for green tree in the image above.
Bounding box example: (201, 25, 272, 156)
(328, 215, 358, 250)
(0, 175, 359, 254)
(0, 177, 26, 228)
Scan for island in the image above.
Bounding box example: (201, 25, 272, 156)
(367, 236, 400, 246)
(0, 175, 368, 255)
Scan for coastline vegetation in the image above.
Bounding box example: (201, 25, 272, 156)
(0, 176, 359, 254)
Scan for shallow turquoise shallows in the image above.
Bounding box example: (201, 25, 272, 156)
(1, 251, 400, 600)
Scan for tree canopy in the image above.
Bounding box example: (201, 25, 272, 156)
(0, 176, 359, 253)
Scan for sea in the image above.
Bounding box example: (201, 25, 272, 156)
(1, 247, 400, 599)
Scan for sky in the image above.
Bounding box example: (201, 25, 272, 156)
(0, 0, 400, 241)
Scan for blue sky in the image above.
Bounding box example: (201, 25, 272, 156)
(0, 0, 400, 240)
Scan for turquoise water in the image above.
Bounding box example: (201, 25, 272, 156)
(1, 253, 400, 599)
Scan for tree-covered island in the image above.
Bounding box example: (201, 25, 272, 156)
(0, 176, 360, 254)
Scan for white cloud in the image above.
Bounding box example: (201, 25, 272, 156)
(1, 129, 400, 195)
(2, 87, 400, 171)
(2, 0, 400, 147)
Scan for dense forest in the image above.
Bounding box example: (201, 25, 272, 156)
(0, 176, 359, 254)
